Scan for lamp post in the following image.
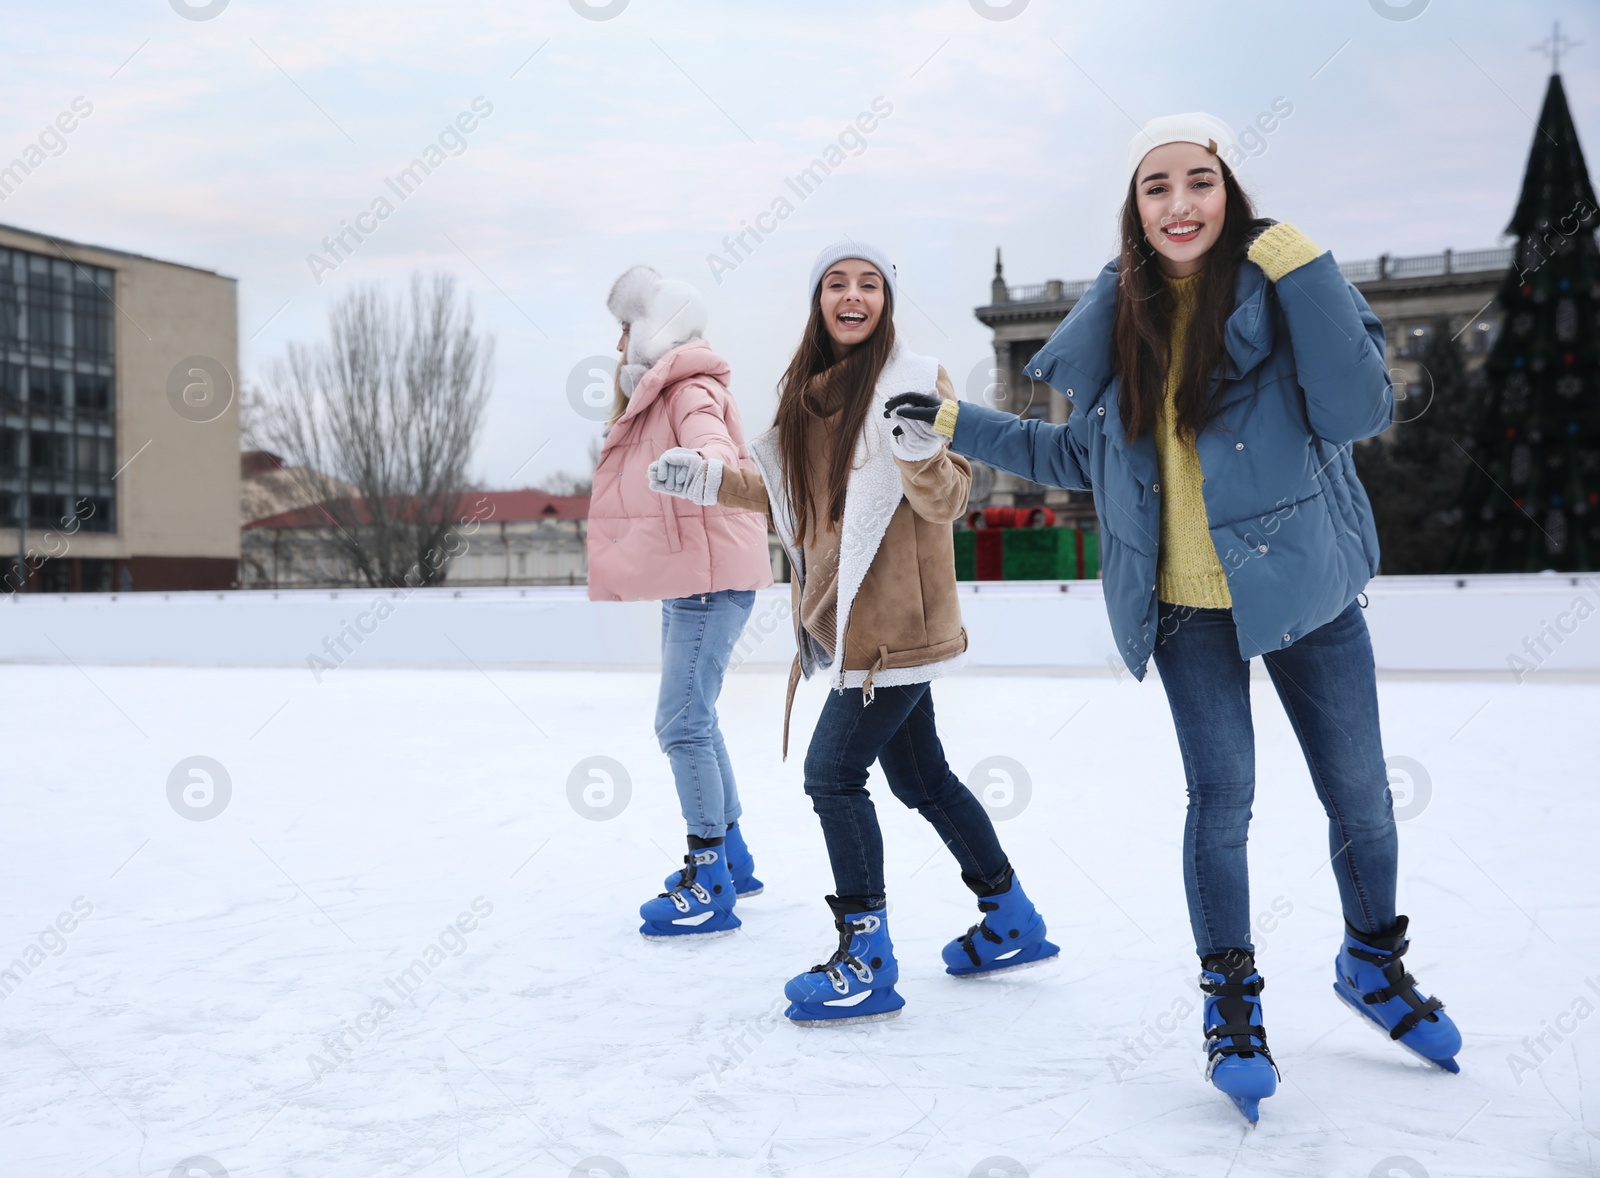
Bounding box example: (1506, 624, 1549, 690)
(15, 392, 27, 595)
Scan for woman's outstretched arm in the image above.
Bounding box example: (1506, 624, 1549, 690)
(886, 393, 1092, 492)
(648, 448, 771, 523)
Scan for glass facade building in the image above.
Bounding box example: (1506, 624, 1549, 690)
(0, 245, 118, 551)
(0, 224, 237, 594)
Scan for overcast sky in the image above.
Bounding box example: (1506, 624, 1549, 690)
(2, 0, 1596, 488)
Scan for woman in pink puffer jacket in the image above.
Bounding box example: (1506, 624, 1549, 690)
(587, 265, 773, 939)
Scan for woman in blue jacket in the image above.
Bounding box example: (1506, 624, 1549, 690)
(888, 113, 1460, 1122)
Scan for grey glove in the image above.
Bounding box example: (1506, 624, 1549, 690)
(648, 447, 723, 506)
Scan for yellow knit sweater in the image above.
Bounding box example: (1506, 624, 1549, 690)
(1153, 273, 1231, 608)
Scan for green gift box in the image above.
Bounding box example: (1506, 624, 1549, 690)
(1001, 527, 1077, 580)
(953, 529, 976, 581)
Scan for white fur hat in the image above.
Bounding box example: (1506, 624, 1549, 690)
(1126, 112, 1239, 185)
(606, 265, 708, 368)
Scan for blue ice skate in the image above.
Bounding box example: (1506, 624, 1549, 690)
(785, 897, 904, 1025)
(1333, 916, 1461, 1073)
(665, 822, 763, 897)
(1200, 951, 1278, 1125)
(639, 843, 740, 939)
(722, 822, 764, 896)
(941, 867, 1060, 976)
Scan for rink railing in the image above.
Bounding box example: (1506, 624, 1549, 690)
(2, 573, 1597, 679)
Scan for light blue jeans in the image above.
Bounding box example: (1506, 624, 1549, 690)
(657, 590, 756, 839)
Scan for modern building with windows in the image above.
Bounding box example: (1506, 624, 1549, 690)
(0, 222, 239, 591)
(972, 246, 1509, 516)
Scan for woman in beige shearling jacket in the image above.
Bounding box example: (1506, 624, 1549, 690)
(651, 240, 1060, 1026)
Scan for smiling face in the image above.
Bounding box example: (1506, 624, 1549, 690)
(1134, 141, 1228, 277)
(817, 259, 886, 353)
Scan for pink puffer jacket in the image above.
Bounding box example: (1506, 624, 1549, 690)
(587, 340, 774, 602)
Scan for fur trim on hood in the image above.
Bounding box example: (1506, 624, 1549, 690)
(606, 265, 709, 369)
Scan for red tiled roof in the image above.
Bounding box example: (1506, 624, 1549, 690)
(246, 489, 590, 530)
(459, 489, 590, 523)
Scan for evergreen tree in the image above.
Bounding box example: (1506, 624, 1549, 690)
(1450, 72, 1600, 572)
(1356, 316, 1482, 573)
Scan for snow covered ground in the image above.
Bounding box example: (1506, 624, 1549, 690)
(2, 662, 1595, 1177)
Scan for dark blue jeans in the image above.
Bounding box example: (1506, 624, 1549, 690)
(1151, 600, 1399, 959)
(803, 682, 1009, 907)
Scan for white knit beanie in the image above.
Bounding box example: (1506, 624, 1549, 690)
(606, 264, 709, 370)
(1126, 112, 1239, 185)
(808, 240, 897, 305)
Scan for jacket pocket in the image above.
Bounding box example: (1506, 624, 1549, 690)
(661, 496, 683, 553)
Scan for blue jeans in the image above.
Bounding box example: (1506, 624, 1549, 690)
(803, 682, 1010, 908)
(1151, 599, 1399, 959)
(657, 590, 756, 839)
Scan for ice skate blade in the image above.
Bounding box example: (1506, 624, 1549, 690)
(1332, 983, 1460, 1073)
(789, 1008, 902, 1028)
(639, 926, 739, 941)
(735, 885, 764, 898)
(948, 950, 1061, 979)
(1228, 1094, 1260, 1125)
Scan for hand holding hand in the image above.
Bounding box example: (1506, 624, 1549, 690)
(882, 392, 949, 462)
(883, 391, 943, 423)
(648, 447, 723, 506)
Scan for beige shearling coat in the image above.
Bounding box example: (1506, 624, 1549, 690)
(717, 346, 970, 755)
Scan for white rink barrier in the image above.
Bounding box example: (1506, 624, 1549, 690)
(3, 574, 1598, 679)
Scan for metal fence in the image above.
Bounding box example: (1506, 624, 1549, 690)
(1002, 246, 1514, 303)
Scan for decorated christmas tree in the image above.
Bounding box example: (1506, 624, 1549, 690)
(1449, 65, 1600, 572)
(1357, 314, 1483, 573)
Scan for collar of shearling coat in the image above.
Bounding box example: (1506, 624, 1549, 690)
(748, 342, 940, 688)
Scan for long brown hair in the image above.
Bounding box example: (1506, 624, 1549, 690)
(1112, 161, 1256, 441)
(773, 289, 897, 544)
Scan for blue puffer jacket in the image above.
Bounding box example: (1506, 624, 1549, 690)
(951, 251, 1392, 678)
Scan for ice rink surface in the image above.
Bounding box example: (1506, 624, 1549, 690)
(1, 662, 1595, 1177)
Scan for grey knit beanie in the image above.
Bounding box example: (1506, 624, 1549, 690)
(808, 240, 897, 305)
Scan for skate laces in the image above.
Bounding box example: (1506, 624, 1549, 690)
(810, 915, 877, 993)
(1345, 935, 1445, 1040)
(661, 852, 712, 912)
